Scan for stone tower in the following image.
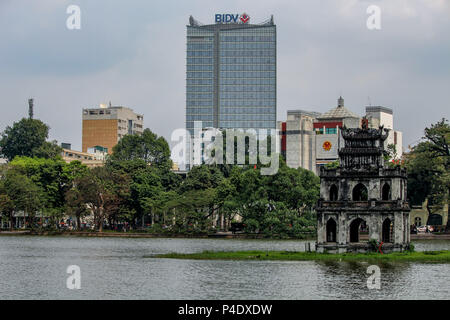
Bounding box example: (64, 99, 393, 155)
(316, 118, 410, 253)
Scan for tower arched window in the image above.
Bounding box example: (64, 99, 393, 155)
(382, 183, 391, 200)
(352, 183, 368, 201)
(330, 184, 338, 201)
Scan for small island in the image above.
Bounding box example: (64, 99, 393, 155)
(151, 250, 450, 262)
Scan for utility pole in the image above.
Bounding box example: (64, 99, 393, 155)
(28, 98, 34, 119)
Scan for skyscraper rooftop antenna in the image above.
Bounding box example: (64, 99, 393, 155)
(28, 98, 34, 119)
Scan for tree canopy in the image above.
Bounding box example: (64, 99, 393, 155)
(405, 118, 449, 225)
(110, 128, 172, 170)
(0, 118, 62, 161)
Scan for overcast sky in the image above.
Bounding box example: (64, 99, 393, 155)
(0, 0, 449, 152)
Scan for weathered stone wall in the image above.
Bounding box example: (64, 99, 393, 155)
(317, 166, 410, 253)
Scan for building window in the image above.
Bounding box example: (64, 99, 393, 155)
(414, 217, 421, 226)
(427, 214, 443, 226)
(326, 128, 337, 134)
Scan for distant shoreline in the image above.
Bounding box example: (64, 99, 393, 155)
(0, 230, 314, 240)
(0, 230, 449, 240)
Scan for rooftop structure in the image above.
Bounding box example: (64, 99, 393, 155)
(316, 96, 359, 121)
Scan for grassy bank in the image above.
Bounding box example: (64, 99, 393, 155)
(152, 250, 450, 262)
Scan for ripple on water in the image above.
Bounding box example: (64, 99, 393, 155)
(0, 236, 448, 299)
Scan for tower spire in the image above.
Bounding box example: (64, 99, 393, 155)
(338, 96, 344, 108)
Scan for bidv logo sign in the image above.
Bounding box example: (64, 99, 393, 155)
(215, 13, 250, 24)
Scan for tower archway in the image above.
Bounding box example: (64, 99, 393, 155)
(349, 218, 368, 243)
(326, 218, 337, 242)
(382, 218, 393, 243)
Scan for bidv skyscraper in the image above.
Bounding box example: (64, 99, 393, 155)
(185, 13, 277, 169)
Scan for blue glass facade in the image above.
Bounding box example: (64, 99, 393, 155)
(186, 18, 276, 134)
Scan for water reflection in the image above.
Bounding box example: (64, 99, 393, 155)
(0, 236, 448, 299)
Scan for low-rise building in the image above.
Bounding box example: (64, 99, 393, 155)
(410, 200, 448, 231)
(61, 148, 106, 167)
(279, 97, 404, 174)
(82, 104, 144, 154)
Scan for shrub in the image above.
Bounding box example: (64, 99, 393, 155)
(368, 239, 378, 252)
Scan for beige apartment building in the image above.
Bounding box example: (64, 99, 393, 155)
(61, 148, 106, 168)
(82, 104, 144, 154)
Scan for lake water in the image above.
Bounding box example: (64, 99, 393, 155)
(0, 236, 449, 300)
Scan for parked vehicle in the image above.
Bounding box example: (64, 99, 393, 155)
(416, 225, 434, 233)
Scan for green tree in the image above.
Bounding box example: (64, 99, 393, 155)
(110, 128, 172, 170)
(166, 188, 216, 233)
(64, 161, 90, 230)
(266, 163, 320, 213)
(65, 186, 89, 230)
(173, 165, 225, 231)
(214, 177, 238, 230)
(131, 168, 164, 227)
(423, 118, 450, 171)
(72, 167, 129, 232)
(33, 140, 63, 159)
(225, 161, 319, 237)
(10, 157, 69, 219)
(179, 165, 224, 192)
(1, 167, 42, 229)
(0, 118, 62, 161)
(325, 160, 339, 169)
(406, 118, 449, 226)
(0, 192, 15, 231)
